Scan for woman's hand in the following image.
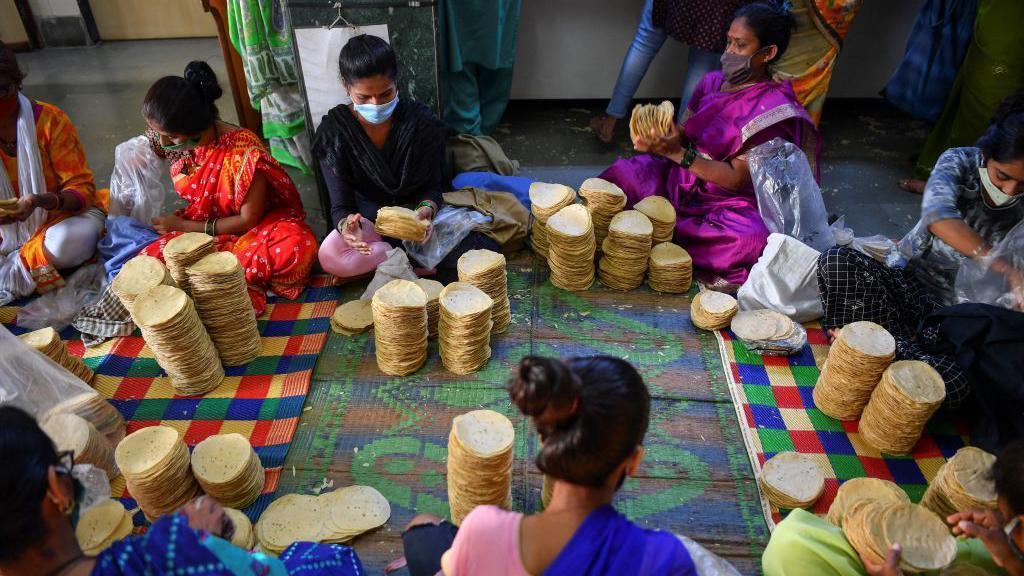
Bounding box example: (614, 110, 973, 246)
(948, 509, 1024, 571)
(416, 205, 434, 243)
(151, 213, 187, 234)
(342, 213, 372, 256)
(180, 495, 232, 538)
(0, 195, 38, 224)
(989, 257, 1024, 311)
(859, 544, 903, 576)
(634, 123, 684, 163)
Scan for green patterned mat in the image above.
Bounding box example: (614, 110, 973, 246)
(278, 254, 768, 574)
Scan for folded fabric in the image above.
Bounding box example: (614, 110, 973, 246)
(451, 172, 534, 210)
(72, 285, 134, 347)
(99, 216, 160, 282)
(738, 234, 824, 322)
(443, 187, 530, 253)
(446, 134, 520, 177)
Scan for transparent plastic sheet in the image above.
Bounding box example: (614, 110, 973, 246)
(956, 220, 1024, 310)
(739, 322, 808, 357)
(73, 464, 112, 514)
(0, 324, 101, 416)
(748, 138, 834, 252)
(403, 206, 491, 270)
(360, 247, 418, 301)
(17, 263, 105, 331)
(829, 216, 897, 263)
(107, 136, 172, 224)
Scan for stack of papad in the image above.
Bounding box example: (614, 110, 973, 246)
(330, 298, 374, 336)
(859, 360, 946, 455)
(256, 485, 390, 554)
(633, 195, 675, 244)
(579, 177, 626, 246)
(41, 412, 119, 479)
(759, 451, 825, 510)
(114, 425, 200, 520)
(813, 321, 896, 421)
(191, 432, 265, 509)
(374, 206, 429, 242)
(76, 499, 134, 556)
(20, 326, 94, 384)
(528, 182, 576, 259)
(187, 252, 261, 366)
(370, 279, 428, 376)
(599, 210, 653, 290)
(647, 242, 692, 293)
(225, 507, 256, 549)
(922, 446, 998, 520)
(162, 232, 215, 295)
(457, 249, 511, 333)
(826, 477, 909, 527)
(414, 279, 445, 338)
(447, 409, 514, 525)
(546, 204, 596, 291)
(43, 391, 125, 446)
(438, 282, 494, 375)
(629, 100, 675, 146)
(689, 290, 739, 330)
(842, 501, 956, 573)
(131, 284, 224, 396)
(111, 254, 174, 310)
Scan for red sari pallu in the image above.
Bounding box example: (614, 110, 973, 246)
(142, 128, 316, 315)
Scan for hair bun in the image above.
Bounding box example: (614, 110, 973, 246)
(183, 60, 223, 104)
(508, 356, 581, 436)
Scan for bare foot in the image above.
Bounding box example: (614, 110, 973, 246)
(898, 178, 925, 195)
(589, 115, 616, 144)
(826, 328, 839, 343)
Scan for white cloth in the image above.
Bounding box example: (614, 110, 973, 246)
(738, 233, 824, 322)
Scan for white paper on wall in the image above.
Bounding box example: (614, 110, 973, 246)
(295, 24, 390, 131)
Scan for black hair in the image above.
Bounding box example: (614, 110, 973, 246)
(977, 93, 1024, 164)
(0, 406, 60, 562)
(991, 439, 1024, 515)
(733, 1, 796, 64)
(142, 60, 222, 135)
(338, 34, 399, 85)
(0, 41, 26, 88)
(509, 355, 650, 488)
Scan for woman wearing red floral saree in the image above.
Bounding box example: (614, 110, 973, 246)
(140, 61, 316, 315)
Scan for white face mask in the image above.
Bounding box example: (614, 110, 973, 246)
(979, 165, 1020, 207)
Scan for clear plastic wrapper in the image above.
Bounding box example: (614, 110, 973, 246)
(107, 136, 172, 225)
(17, 263, 104, 331)
(403, 206, 491, 270)
(738, 321, 808, 356)
(360, 248, 418, 301)
(0, 324, 100, 415)
(956, 220, 1024, 310)
(748, 138, 834, 252)
(72, 463, 113, 514)
(830, 216, 897, 263)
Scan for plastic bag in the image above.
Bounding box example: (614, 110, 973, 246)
(108, 135, 172, 224)
(748, 138, 834, 252)
(739, 321, 808, 357)
(738, 233, 824, 322)
(17, 263, 104, 331)
(404, 206, 491, 270)
(829, 216, 897, 263)
(0, 324, 100, 416)
(360, 247, 418, 300)
(73, 464, 112, 514)
(955, 220, 1024, 310)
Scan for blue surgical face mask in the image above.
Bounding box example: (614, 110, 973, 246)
(353, 94, 399, 125)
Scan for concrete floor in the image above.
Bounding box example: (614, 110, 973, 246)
(17, 38, 928, 242)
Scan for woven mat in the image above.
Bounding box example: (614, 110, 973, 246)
(1, 276, 340, 521)
(276, 256, 769, 575)
(714, 322, 969, 529)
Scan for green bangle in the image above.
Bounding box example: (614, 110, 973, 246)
(680, 144, 698, 169)
(415, 201, 435, 217)
(205, 218, 217, 236)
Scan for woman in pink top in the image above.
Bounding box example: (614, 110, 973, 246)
(396, 356, 741, 576)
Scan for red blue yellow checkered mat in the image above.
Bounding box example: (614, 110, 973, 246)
(713, 322, 969, 529)
(0, 276, 340, 523)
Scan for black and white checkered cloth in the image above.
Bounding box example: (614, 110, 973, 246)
(72, 286, 134, 347)
(816, 246, 971, 408)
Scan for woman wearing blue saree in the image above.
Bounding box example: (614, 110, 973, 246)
(398, 356, 741, 576)
(0, 405, 365, 576)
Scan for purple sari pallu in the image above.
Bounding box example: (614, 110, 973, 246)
(543, 505, 696, 575)
(601, 71, 819, 285)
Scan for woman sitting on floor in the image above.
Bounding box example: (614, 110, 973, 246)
(0, 41, 105, 302)
(0, 405, 365, 576)
(817, 93, 1024, 409)
(600, 1, 818, 288)
(140, 61, 316, 315)
(762, 439, 1024, 576)
(397, 356, 741, 576)
(313, 35, 497, 283)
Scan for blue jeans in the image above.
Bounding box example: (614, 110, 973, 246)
(606, 0, 722, 120)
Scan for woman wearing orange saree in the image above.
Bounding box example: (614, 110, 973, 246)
(0, 42, 105, 302)
(139, 61, 316, 315)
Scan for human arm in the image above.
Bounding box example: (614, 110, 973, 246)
(411, 131, 445, 243)
(949, 510, 1024, 575)
(321, 159, 358, 232)
(151, 171, 268, 235)
(179, 495, 232, 539)
(635, 124, 751, 192)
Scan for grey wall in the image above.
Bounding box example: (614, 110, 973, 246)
(510, 0, 924, 100)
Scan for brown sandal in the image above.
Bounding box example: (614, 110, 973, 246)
(589, 115, 616, 144)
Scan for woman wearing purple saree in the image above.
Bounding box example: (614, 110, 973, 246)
(601, 1, 819, 286)
(396, 356, 740, 576)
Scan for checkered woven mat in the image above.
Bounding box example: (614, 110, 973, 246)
(714, 322, 969, 529)
(1, 276, 340, 523)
